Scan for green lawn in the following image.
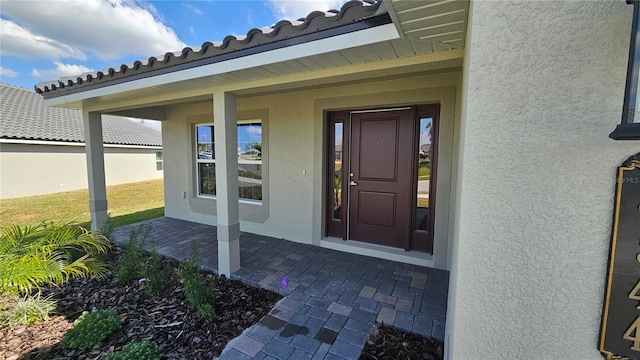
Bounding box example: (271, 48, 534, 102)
(418, 160, 431, 181)
(0, 179, 164, 228)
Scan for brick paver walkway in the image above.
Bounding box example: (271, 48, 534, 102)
(111, 217, 448, 360)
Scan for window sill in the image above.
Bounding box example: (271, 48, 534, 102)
(195, 194, 263, 206)
(610, 123, 640, 140)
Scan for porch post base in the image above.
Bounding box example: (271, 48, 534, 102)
(89, 199, 109, 231)
(218, 237, 240, 277)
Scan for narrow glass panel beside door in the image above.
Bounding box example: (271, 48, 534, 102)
(415, 117, 432, 232)
(333, 123, 343, 220)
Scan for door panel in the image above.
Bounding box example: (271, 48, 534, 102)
(358, 191, 396, 227)
(359, 119, 398, 180)
(349, 110, 414, 248)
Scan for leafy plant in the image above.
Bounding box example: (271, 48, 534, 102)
(115, 225, 149, 285)
(107, 340, 163, 360)
(62, 308, 121, 349)
(177, 243, 218, 318)
(0, 221, 109, 295)
(0, 292, 56, 328)
(100, 213, 115, 239)
(141, 244, 170, 296)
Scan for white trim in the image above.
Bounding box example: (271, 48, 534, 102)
(0, 138, 161, 149)
(43, 24, 401, 107)
(321, 237, 434, 268)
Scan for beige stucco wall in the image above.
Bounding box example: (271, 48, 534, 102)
(448, 1, 638, 359)
(0, 143, 162, 199)
(162, 71, 462, 269)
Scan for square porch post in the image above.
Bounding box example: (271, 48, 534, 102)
(82, 111, 108, 231)
(213, 92, 241, 277)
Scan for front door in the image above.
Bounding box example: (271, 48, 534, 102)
(348, 110, 414, 247)
(326, 105, 440, 253)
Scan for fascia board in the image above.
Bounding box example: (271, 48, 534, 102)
(44, 23, 401, 108)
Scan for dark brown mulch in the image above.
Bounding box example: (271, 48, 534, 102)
(1, 248, 444, 360)
(360, 323, 444, 360)
(0, 252, 282, 360)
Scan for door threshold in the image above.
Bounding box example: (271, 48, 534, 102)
(320, 237, 434, 268)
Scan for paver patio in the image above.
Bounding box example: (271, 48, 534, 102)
(111, 217, 449, 360)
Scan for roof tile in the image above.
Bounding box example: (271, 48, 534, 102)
(35, 0, 382, 96)
(1, 83, 162, 147)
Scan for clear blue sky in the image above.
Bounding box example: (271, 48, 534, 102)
(0, 0, 346, 90)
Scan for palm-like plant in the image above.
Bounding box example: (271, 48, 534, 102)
(0, 221, 110, 295)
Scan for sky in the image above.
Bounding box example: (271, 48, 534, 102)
(0, 0, 348, 90)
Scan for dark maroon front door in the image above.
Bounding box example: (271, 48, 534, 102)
(348, 110, 414, 248)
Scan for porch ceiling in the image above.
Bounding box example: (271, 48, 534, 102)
(37, 0, 468, 117)
(385, 0, 469, 50)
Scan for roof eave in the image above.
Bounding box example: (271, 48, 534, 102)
(42, 18, 400, 108)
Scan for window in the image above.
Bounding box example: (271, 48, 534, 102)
(195, 121, 262, 201)
(155, 151, 163, 171)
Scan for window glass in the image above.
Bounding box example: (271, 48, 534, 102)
(196, 125, 215, 196)
(195, 122, 262, 201)
(415, 117, 432, 232)
(332, 123, 343, 220)
(155, 151, 163, 171)
(237, 122, 262, 201)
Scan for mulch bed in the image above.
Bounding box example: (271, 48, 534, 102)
(1, 247, 444, 360)
(0, 251, 282, 360)
(360, 323, 444, 360)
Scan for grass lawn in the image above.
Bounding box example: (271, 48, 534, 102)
(0, 179, 164, 228)
(418, 161, 431, 181)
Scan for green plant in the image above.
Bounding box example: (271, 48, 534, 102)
(177, 243, 218, 318)
(0, 221, 109, 295)
(100, 213, 115, 239)
(62, 308, 121, 349)
(115, 225, 149, 285)
(141, 244, 170, 296)
(107, 340, 163, 360)
(0, 292, 56, 328)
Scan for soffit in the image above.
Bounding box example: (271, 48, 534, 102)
(385, 0, 469, 50)
(37, 0, 467, 114)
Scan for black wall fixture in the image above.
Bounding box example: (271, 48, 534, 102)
(610, 0, 640, 140)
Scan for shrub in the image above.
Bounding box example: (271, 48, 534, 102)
(141, 245, 170, 296)
(99, 213, 115, 239)
(107, 340, 163, 360)
(0, 221, 109, 295)
(62, 308, 121, 349)
(115, 225, 149, 285)
(0, 292, 56, 328)
(177, 243, 218, 318)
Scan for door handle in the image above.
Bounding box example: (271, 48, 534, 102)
(349, 180, 358, 186)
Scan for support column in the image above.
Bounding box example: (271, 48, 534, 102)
(82, 111, 108, 231)
(213, 92, 241, 277)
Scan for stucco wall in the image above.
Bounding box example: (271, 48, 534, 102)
(0, 143, 162, 199)
(162, 71, 461, 268)
(448, 1, 638, 359)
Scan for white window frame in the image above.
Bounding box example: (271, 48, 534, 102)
(195, 120, 263, 203)
(155, 151, 163, 171)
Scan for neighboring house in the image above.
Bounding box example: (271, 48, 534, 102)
(0, 83, 162, 199)
(33, 1, 640, 359)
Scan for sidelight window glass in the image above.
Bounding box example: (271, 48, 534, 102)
(332, 123, 343, 220)
(415, 117, 432, 232)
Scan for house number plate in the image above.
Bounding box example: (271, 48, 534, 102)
(600, 153, 640, 360)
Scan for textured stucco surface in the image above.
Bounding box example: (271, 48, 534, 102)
(161, 72, 461, 268)
(448, 1, 639, 359)
(0, 143, 162, 199)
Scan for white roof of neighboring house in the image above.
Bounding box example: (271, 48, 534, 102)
(1, 83, 162, 147)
